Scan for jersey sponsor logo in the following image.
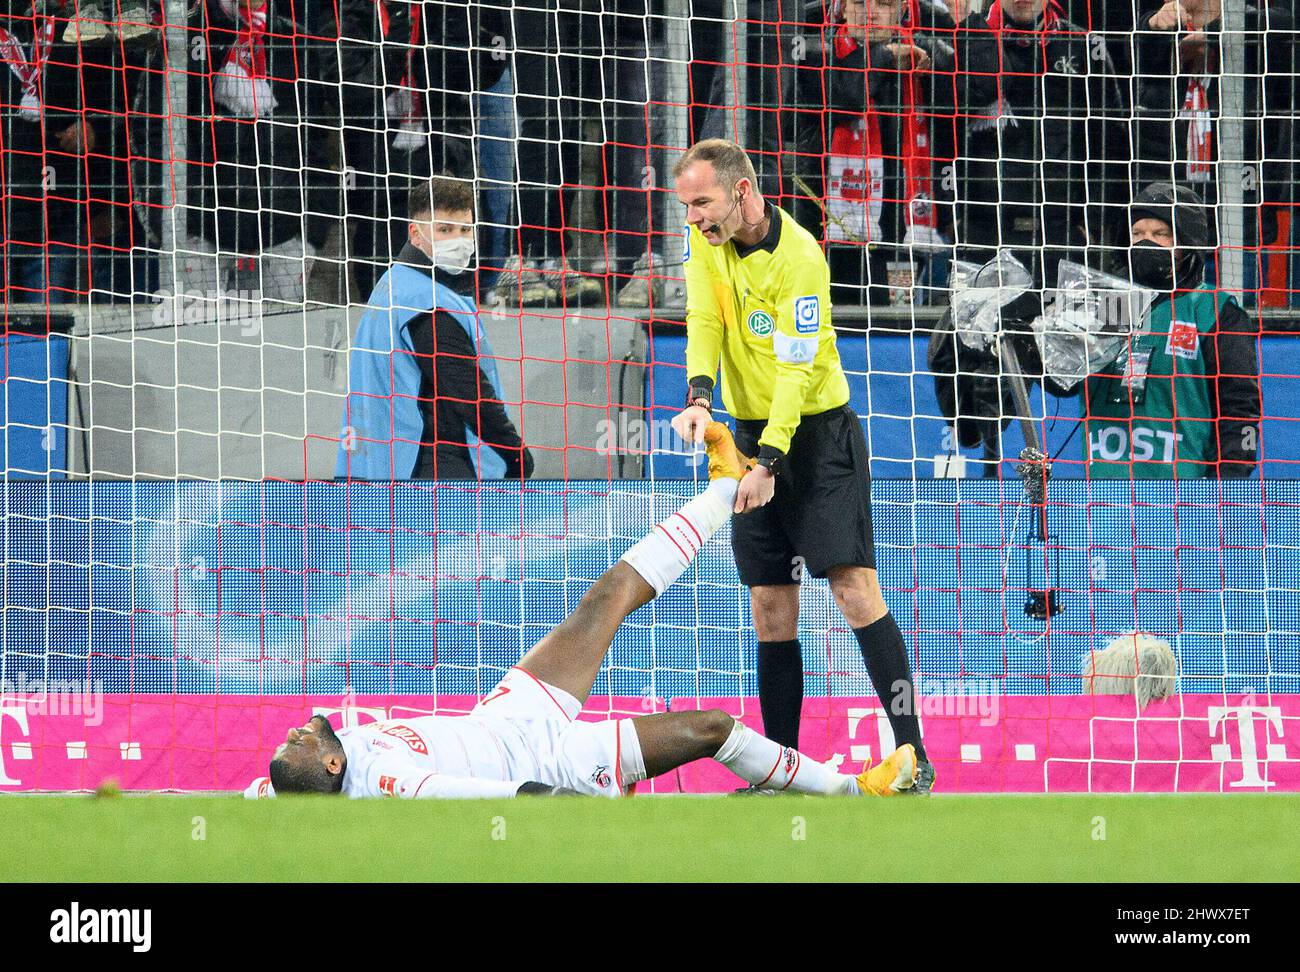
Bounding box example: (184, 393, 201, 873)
(683, 224, 691, 262)
(793, 295, 820, 334)
(378, 774, 399, 797)
(589, 764, 612, 789)
(1166, 320, 1200, 360)
(747, 309, 775, 337)
(379, 723, 429, 756)
(1090, 426, 1184, 464)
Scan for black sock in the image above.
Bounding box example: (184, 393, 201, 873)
(756, 639, 803, 750)
(852, 614, 927, 762)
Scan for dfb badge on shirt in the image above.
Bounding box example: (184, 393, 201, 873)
(794, 295, 820, 334)
(1165, 320, 1201, 360)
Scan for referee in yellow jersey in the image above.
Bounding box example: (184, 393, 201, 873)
(669, 139, 932, 793)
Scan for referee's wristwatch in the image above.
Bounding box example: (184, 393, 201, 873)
(685, 377, 714, 414)
(755, 445, 785, 478)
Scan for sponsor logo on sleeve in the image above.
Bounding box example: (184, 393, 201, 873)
(747, 309, 775, 337)
(1166, 320, 1200, 360)
(794, 294, 821, 334)
(379, 724, 429, 755)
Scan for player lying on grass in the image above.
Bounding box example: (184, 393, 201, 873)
(248, 423, 918, 799)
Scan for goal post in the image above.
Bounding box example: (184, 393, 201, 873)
(1, 0, 1297, 794)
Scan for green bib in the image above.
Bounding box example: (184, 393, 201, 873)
(1084, 287, 1232, 479)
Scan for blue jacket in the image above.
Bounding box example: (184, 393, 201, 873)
(336, 258, 508, 480)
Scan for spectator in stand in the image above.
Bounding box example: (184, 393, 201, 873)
(161, 0, 319, 303)
(1133, 0, 1297, 286)
(952, 0, 1130, 287)
(336, 177, 533, 481)
(786, 0, 966, 306)
(60, 0, 155, 44)
(391, 1, 513, 297)
(1, 0, 85, 305)
(299, 0, 511, 304)
(495, 1, 606, 308)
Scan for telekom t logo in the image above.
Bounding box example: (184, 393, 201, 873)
(0, 704, 30, 786)
(1207, 706, 1287, 788)
(312, 704, 386, 728)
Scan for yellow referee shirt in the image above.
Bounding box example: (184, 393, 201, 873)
(683, 205, 850, 455)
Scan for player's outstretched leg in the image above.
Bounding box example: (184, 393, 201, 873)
(515, 422, 748, 705)
(625, 710, 918, 796)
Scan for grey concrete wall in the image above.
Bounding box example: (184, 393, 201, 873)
(64, 302, 647, 481)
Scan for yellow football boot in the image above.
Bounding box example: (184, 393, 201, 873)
(702, 421, 755, 482)
(857, 743, 919, 796)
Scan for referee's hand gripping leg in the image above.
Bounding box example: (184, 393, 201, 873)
(671, 405, 711, 444)
(734, 465, 775, 514)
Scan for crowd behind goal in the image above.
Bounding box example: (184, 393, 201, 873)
(0, 0, 1295, 315)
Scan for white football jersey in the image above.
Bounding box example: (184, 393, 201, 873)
(337, 715, 537, 799)
(243, 668, 634, 800)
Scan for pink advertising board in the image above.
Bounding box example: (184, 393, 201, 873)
(0, 693, 1294, 793)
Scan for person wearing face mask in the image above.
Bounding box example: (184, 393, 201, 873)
(1078, 182, 1260, 478)
(336, 177, 533, 481)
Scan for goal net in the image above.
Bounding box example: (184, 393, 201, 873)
(1, 0, 1297, 794)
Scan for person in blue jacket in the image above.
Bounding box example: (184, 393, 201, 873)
(337, 177, 533, 481)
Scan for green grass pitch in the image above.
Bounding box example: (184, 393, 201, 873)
(2, 794, 1297, 882)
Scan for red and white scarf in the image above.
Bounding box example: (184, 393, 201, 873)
(826, 2, 936, 244)
(384, 1, 426, 148)
(1181, 77, 1213, 182)
(214, 0, 275, 117)
(0, 8, 58, 122)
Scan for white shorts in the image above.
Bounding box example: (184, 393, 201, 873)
(471, 667, 644, 798)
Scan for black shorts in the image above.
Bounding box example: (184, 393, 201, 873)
(732, 404, 876, 586)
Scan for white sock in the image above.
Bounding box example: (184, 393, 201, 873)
(713, 719, 860, 796)
(619, 479, 738, 595)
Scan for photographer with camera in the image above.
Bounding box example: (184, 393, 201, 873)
(931, 183, 1260, 480)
